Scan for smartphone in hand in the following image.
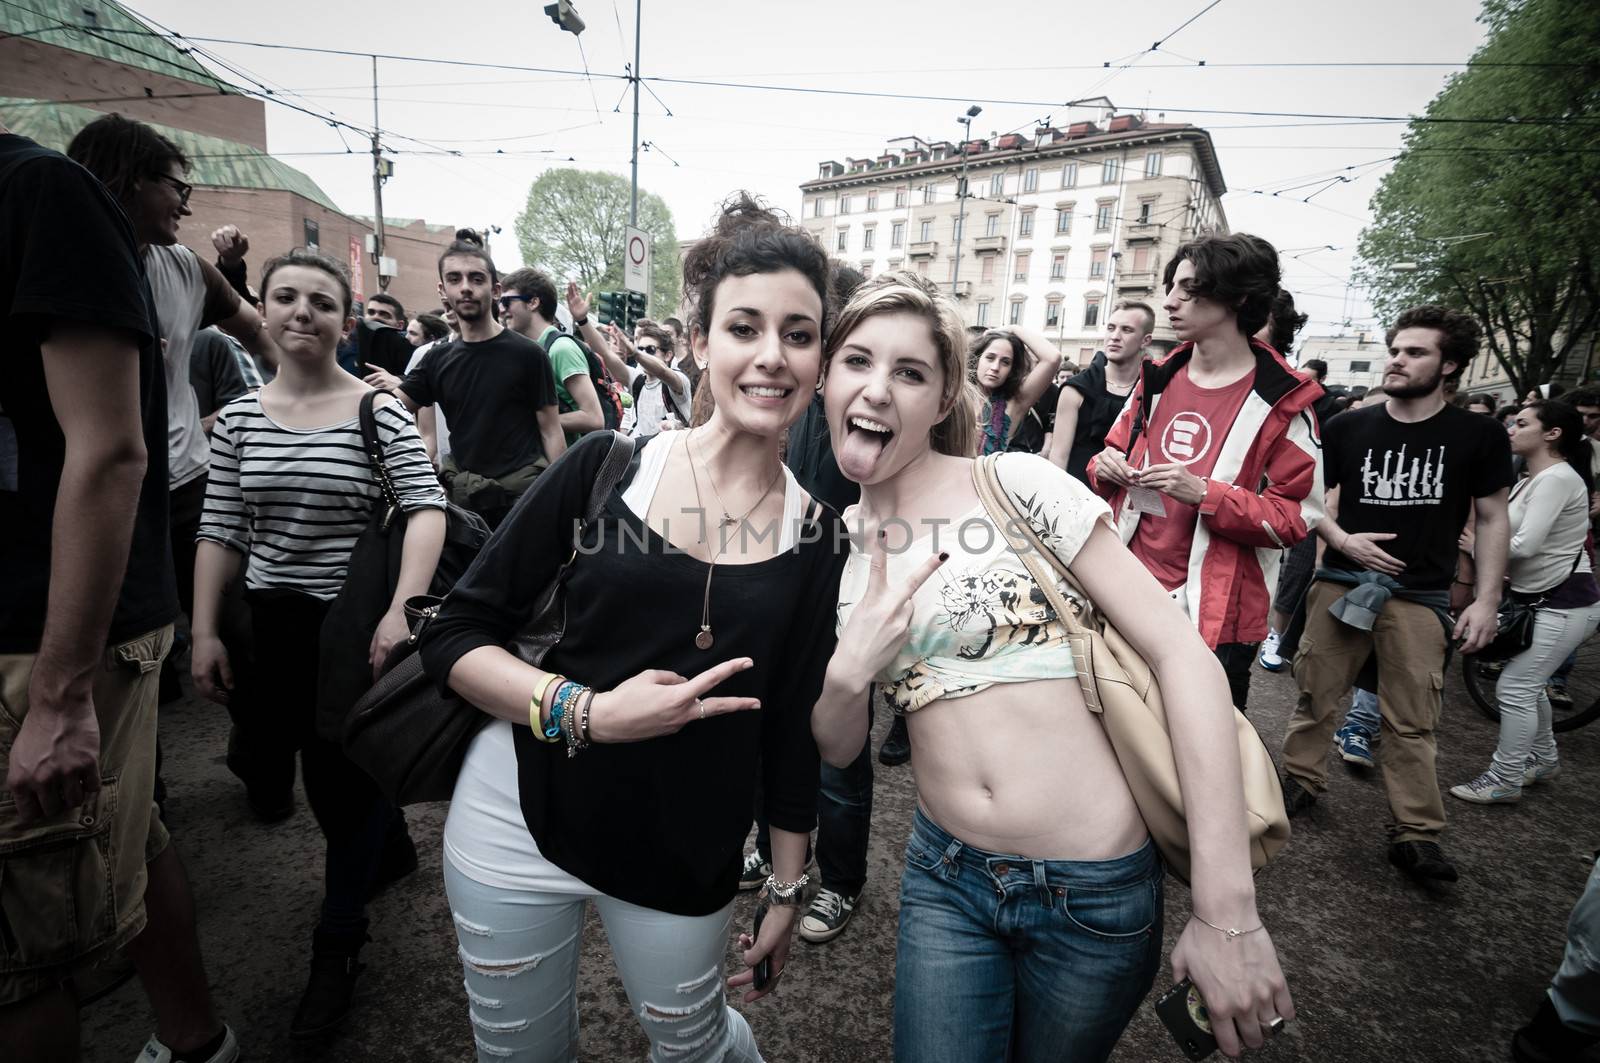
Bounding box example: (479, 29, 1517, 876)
(1155, 979, 1218, 1061)
(751, 904, 772, 991)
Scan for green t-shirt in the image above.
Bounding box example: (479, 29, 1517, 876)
(541, 326, 592, 442)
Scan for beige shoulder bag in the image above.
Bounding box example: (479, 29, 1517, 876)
(971, 454, 1290, 884)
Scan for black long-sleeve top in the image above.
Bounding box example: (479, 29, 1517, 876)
(420, 432, 847, 916)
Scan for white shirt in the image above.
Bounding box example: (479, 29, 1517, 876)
(1507, 461, 1593, 593)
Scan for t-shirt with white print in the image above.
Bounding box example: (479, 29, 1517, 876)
(1321, 401, 1512, 591)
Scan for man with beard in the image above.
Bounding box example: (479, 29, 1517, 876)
(1049, 300, 1153, 482)
(395, 237, 565, 527)
(1280, 305, 1510, 890)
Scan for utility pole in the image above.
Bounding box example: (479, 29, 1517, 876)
(629, 0, 642, 225)
(951, 105, 980, 301)
(370, 55, 388, 293)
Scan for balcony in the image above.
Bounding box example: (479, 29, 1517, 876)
(908, 240, 939, 259)
(948, 280, 973, 297)
(1116, 270, 1158, 291)
(973, 234, 1008, 255)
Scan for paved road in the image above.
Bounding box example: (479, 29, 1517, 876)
(82, 660, 1600, 1062)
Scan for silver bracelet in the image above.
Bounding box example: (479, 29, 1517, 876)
(763, 872, 810, 904)
(1193, 912, 1265, 940)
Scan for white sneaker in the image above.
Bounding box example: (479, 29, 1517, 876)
(1258, 631, 1284, 672)
(1449, 771, 1522, 805)
(136, 1025, 240, 1063)
(1523, 758, 1562, 786)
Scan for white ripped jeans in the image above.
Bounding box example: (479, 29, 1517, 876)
(442, 858, 763, 1063)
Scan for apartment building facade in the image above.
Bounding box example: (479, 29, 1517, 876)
(798, 112, 1228, 361)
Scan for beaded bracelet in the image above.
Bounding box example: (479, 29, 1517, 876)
(566, 689, 595, 759)
(545, 680, 577, 742)
(530, 674, 563, 741)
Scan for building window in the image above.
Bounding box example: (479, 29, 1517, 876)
(866, 192, 878, 211)
(1138, 200, 1153, 224)
(1090, 248, 1108, 279)
(1350, 360, 1372, 373)
(1009, 299, 1025, 325)
(1046, 300, 1062, 328)
(837, 229, 849, 252)
(863, 227, 876, 251)
(1101, 158, 1120, 184)
(919, 219, 933, 242)
(984, 213, 1000, 237)
(861, 261, 874, 278)
(1019, 209, 1035, 237)
(1144, 151, 1163, 178)
(1023, 167, 1038, 192)
(1056, 209, 1072, 235)
(981, 256, 995, 284)
(1084, 300, 1101, 328)
(976, 301, 992, 326)
(1050, 254, 1065, 281)
(1015, 253, 1030, 281)
(1133, 245, 1151, 272)
(839, 195, 852, 215)
(923, 184, 936, 204)
(952, 216, 964, 241)
(1061, 162, 1077, 188)
(888, 258, 902, 271)
(990, 173, 1004, 197)
(916, 258, 929, 275)
(894, 188, 908, 207)
(1095, 202, 1113, 231)
(891, 220, 905, 248)
(303, 218, 320, 250)
(812, 197, 823, 218)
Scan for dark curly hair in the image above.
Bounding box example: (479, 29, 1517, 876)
(682, 192, 832, 343)
(1386, 305, 1481, 382)
(1162, 233, 1282, 338)
(66, 112, 188, 209)
(1264, 287, 1309, 357)
(968, 330, 1032, 402)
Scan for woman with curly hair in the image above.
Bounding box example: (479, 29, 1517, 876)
(968, 327, 1061, 455)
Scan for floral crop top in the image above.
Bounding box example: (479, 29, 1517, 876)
(835, 453, 1112, 714)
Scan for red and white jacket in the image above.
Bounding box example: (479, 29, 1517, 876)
(1087, 340, 1325, 649)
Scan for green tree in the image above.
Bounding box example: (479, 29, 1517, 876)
(1356, 0, 1600, 397)
(513, 168, 681, 320)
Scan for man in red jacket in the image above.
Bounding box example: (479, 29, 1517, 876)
(1089, 234, 1324, 711)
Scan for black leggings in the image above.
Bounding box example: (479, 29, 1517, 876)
(243, 589, 397, 934)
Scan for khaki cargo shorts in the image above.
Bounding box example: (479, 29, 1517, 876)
(0, 625, 173, 1007)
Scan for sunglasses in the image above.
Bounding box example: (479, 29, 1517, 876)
(153, 172, 193, 207)
(497, 295, 530, 309)
(637, 343, 660, 354)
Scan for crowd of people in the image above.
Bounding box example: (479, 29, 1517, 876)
(2, 109, 1598, 1063)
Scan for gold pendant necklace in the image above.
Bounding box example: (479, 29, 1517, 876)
(685, 431, 783, 650)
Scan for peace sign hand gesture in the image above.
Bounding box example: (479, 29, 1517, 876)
(830, 531, 948, 692)
(586, 657, 761, 744)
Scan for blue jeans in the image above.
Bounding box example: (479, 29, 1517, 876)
(755, 703, 873, 896)
(1551, 856, 1600, 1036)
(1342, 687, 1381, 737)
(894, 808, 1164, 1063)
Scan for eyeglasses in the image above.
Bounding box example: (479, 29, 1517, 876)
(153, 172, 193, 207)
(497, 295, 529, 310)
(637, 343, 660, 354)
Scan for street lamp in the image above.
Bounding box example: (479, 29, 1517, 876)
(952, 104, 981, 302)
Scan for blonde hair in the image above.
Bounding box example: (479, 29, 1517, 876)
(823, 272, 980, 458)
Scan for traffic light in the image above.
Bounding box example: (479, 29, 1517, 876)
(544, 1, 586, 35)
(625, 291, 647, 330)
(596, 290, 624, 326)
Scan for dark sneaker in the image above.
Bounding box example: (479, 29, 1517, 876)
(1511, 995, 1598, 1063)
(1387, 840, 1458, 885)
(738, 850, 772, 892)
(1282, 775, 1317, 818)
(799, 888, 859, 944)
(878, 715, 910, 767)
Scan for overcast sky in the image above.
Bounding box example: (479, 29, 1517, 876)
(124, 0, 1490, 335)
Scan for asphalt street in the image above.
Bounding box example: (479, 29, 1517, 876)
(81, 658, 1600, 1063)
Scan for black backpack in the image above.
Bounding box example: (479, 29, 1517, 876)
(546, 326, 623, 431)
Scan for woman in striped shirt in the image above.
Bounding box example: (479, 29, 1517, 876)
(190, 248, 446, 1039)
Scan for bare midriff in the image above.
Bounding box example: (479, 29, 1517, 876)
(906, 675, 1148, 861)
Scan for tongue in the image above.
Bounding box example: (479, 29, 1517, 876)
(837, 429, 888, 482)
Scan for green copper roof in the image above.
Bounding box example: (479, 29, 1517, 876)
(1, 98, 341, 211)
(0, 0, 229, 91)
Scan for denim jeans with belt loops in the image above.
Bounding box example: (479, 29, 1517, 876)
(894, 807, 1164, 1063)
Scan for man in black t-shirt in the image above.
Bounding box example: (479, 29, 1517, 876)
(1281, 305, 1511, 890)
(1047, 300, 1153, 482)
(397, 238, 565, 527)
(0, 130, 234, 1063)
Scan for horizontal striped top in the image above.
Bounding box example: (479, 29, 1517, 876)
(198, 392, 447, 600)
